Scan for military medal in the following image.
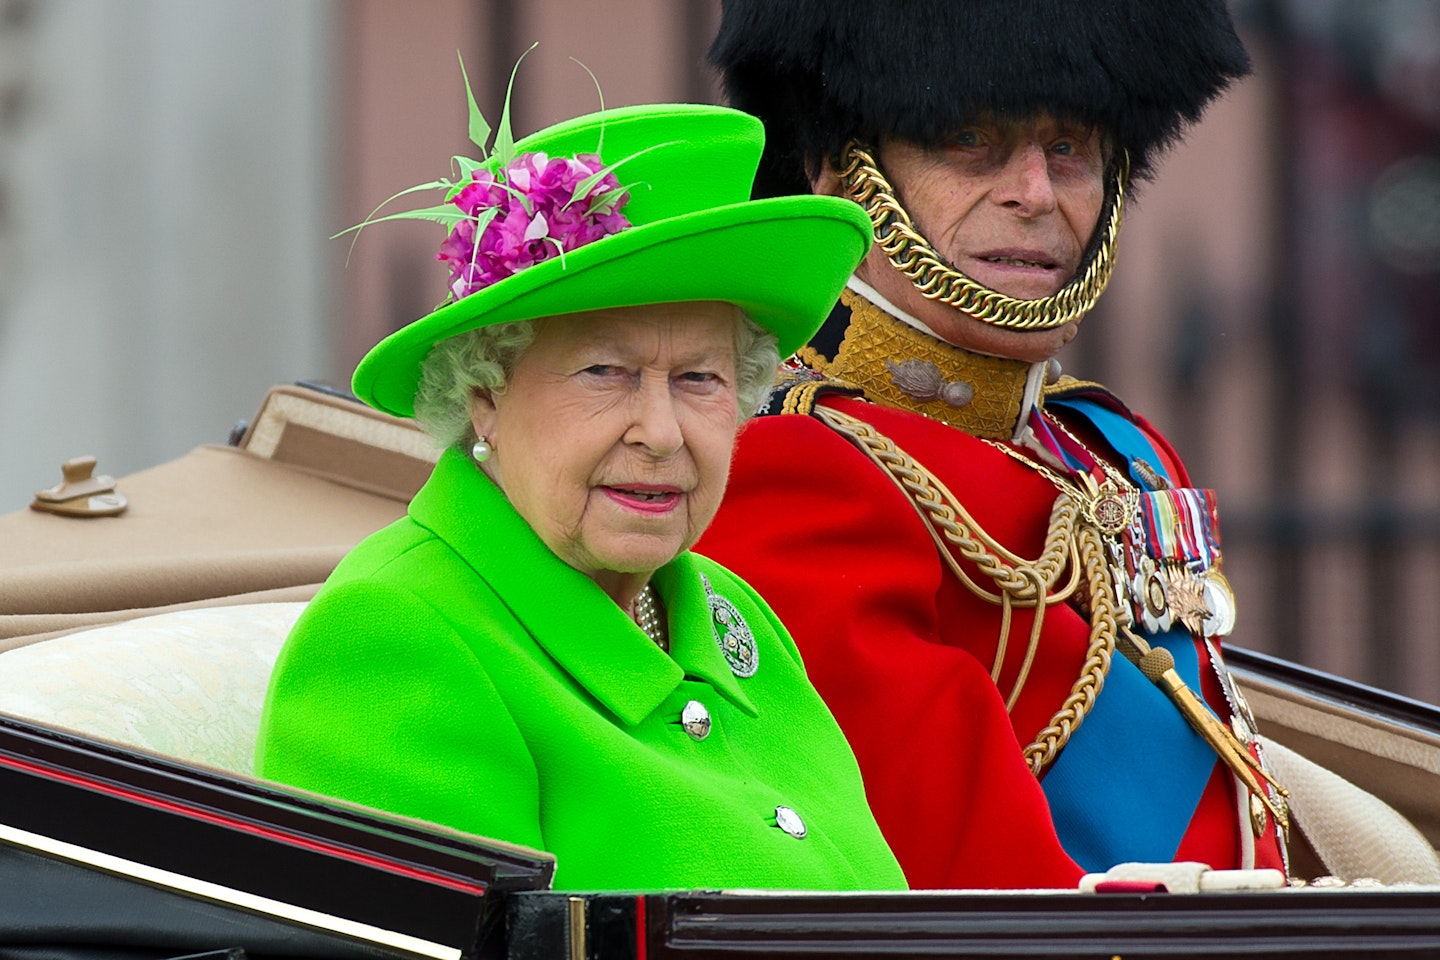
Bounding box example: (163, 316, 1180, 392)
(1203, 637, 1262, 750)
(1200, 569, 1238, 638)
(1165, 566, 1211, 636)
(1130, 456, 1170, 492)
(1132, 556, 1174, 633)
(702, 574, 758, 677)
(1121, 487, 1235, 640)
(1079, 474, 1133, 538)
(1014, 415, 1286, 837)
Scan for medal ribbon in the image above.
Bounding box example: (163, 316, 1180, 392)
(1026, 407, 1105, 482)
(1045, 397, 1172, 492)
(1140, 488, 1221, 569)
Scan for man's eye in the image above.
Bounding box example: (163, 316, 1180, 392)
(949, 130, 982, 148)
(1051, 141, 1075, 157)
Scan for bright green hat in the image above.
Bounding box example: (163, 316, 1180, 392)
(351, 103, 873, 418)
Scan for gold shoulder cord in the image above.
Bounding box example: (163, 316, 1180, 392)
(806, 397, 1290, 822)
(985, 431, 1290, 824)
(811, 404, 1117, 775)
(780, 379, 831, 416)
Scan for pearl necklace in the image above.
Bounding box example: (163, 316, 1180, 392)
(633, 583, 667, 651)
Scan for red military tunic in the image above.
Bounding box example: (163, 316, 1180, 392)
(697, 290, 1286, 888)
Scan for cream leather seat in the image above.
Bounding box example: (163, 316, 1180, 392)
(0, 603, 304, 774)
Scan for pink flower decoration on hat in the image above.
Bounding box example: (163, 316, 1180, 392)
(335, 50, 645, 307)
(437, 151, 632, 301)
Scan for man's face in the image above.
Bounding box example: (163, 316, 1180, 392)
(826, 114, 1108, 362)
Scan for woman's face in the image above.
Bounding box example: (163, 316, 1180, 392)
(470, 302, 742, 603)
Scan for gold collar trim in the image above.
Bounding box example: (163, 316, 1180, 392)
(812, 289, 1034, 440)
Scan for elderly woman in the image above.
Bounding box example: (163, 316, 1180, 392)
(255, 102, 907, 891)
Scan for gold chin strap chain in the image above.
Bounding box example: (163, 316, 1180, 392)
(838, 143, 1128, 332)
(812, 405, 1116, 776)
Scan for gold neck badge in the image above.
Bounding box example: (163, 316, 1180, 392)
(807, 289, 1035, 439)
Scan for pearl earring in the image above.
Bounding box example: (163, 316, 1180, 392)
(471, 436, 493, 463)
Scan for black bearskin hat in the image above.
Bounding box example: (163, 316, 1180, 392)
(711, 0, 1252, 198)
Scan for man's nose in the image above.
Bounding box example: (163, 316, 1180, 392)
(994, 142, 1058, 216)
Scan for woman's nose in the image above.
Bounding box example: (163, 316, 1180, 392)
(624, 376, 684, 456)
(994, 142, 1058, 216)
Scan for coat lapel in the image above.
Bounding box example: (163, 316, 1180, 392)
(409, 450, 756, 724)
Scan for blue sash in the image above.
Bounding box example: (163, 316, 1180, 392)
(1037, 397, 1220, 872)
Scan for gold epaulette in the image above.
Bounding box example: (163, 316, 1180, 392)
(774, 362, 866, 417)
(1043, 374, 1127, 408)
(1044, 374, 1103, 396)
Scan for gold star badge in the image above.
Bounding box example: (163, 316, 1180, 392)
(1165, 567, 1210, 636)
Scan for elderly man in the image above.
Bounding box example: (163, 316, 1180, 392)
(697, 0, 1288, 888)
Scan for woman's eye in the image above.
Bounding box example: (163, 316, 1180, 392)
(582, 364, 622, 377)
(676, 371, 721, 389)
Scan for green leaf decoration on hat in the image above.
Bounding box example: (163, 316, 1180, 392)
(458, 53, 491, 154)
(333, 44, 645, 304)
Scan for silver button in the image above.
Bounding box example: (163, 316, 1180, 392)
(680, 700, 711, 741)
(774, 805, 806, 839)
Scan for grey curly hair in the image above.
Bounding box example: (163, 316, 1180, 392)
(413, 305, 781, 449)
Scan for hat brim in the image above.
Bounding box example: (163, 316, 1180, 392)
(353, 194, 871, 418)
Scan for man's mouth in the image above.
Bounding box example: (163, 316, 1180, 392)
(980, 255, 1057, 269)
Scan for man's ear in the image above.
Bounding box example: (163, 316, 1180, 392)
(810, 157, 845, 199)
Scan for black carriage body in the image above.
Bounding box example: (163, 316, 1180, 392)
(5, 655, 1440, 960)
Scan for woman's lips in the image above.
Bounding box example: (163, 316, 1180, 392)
(601, 484, 682, 514)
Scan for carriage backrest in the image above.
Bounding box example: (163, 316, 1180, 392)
(0, 603, 304, 773)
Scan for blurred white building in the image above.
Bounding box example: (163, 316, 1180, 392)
(0, 0, 334, 510)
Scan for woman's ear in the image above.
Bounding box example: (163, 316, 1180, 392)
(469, 387, 499, 444)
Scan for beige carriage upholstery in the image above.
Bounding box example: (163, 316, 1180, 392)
(0, 603, 304, 774)
(1233, 663, 1440, 882)
(0, 384, 434, 650)
(0, 384, 436, 771)
(1259, 737, 1440, 885)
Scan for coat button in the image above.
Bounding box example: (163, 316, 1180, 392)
(681, 700, 711, 741)
(774, 805, 806, 839)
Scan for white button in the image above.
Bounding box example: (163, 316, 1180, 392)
(681, 700, 711, 741)
(774, 805, 806, 839)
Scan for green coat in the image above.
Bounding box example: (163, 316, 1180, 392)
(256, 449, 905, 891)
